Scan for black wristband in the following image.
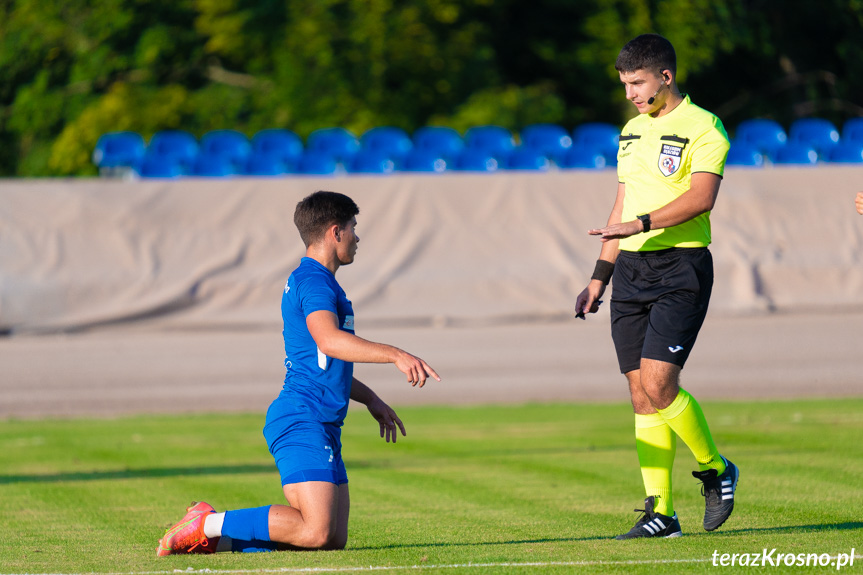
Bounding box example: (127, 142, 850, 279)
(637, 213, 652, 232)
(591, 259, 615, 284)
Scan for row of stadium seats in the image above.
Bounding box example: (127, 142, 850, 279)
(93, 117, 863, 178)
(92, 124, 620, 178)
(726, 117, 863, 167)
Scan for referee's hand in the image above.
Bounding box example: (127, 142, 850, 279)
(575, 283, 605, 320)
(589, 219, 642, 242)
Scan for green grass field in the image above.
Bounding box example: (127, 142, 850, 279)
(2, 399, 862, 574)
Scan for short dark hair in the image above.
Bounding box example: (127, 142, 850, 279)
(294, 190, 360, 247)
(615, 34, 676, 76)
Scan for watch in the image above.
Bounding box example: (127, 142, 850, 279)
(637, 213, 652, 233)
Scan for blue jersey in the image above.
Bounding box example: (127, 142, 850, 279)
(276, 257, 355, 426)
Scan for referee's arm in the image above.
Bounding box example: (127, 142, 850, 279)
(643, 172, 721, 231)
(590, 173, 720, 240)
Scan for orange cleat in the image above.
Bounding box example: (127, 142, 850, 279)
(157, 501, 218, 556)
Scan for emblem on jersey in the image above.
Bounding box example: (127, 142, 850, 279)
(658, 143, 683, 177)
(343, 315, 354, 330)
(657, 135, 689, 177)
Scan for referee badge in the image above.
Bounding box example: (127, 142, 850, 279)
(657, 135, 689, 177)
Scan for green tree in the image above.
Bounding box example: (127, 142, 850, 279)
(1, 0, 207, 175)
(1, 0, 861, 176)
(686, 0, 863, 133)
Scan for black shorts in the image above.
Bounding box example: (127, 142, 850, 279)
(610, 247, 713, 374)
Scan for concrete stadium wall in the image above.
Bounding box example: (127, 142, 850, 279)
(2, 167, 862, 335)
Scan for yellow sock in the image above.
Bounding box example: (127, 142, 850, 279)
(657, 388, 726, 474)
(635, 413, 676, 516)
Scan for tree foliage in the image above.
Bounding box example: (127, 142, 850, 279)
(0, 0, 861, 176)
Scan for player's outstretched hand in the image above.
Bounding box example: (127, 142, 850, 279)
(856, 191, 863, 215)
(394, 350, 441, 387)
(366, 396, 406, 443)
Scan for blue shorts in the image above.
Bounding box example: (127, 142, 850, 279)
(263, 416, 348, 486)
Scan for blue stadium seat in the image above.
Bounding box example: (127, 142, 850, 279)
(789, 118, 840, 155)
(827, 142, 863, 164)
(136, 155, 185, 178)
(841, 117, 863, 144)
(520, 124, 572, 160)
(93, 131, 145, 169)
(307, 127, 360, 163)
(725, 141, 764, 167)
(348, 150, 396, 174)
(560, 145, 607, 169)
(200, 130, 252, 169)
(192, 154, 240, 177)
(361, 127, 413, 162)
(147, 130, 199, 171)
(244, 154, 291, 176)
(464, 125, 516, 157)
(147, 130, 199, 166)
(505, 149, 551, 171)
(251, 129, 303, 164)
(296, 151, 338, 175)
(412, 126, 464, 158)
(734, 119, 787, 159)
(773, 143, 818, 165)
(452, 149, 499, 172)
(402, 150, 448, 173)
(572, 122, 619, 162)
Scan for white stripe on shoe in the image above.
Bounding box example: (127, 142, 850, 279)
(644, 518, 666, 535)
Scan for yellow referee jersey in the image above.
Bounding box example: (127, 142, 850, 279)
(616, 95, 730, 251)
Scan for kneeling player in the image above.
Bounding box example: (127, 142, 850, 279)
(157, 191, 440, 554)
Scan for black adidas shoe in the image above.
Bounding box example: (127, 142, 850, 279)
(614, 496, 682, 540)
(692, 456, 739, 531)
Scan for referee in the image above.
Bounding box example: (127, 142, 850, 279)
(575, 34, 739, 540)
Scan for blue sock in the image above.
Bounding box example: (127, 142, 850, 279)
(229, 538, 279, 553)
(222, 506, 272, 543)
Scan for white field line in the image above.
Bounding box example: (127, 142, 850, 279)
(0, 557, 709, 575)
(8, 553, 863, 575)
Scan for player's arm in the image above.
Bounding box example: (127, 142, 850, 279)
(306, 310, 440, 386)
(350, 377, 405, 443)
(591, 172, 721, 240)
(575, 182, 625, 318)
